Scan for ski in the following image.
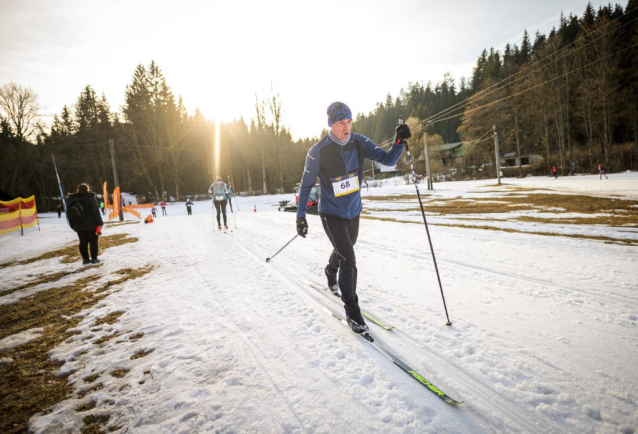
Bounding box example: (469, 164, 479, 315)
(321, 307, 463, 406)
(309, 283, 394, 331)
(363, 312, 394, 331)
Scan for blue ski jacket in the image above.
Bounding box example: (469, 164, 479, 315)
(297, 133, 404, 219)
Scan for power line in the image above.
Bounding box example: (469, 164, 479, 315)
(430, 40, 638, 126)
(425, 8, 638, 125)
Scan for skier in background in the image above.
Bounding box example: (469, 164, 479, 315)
(161, 200, 167, 215)
(295, 101, 409, 334)
(598, 164, 608, 179)
(99, 200, 106, 215)
(226, 183, 235, 212)
(552, 165, 558, 179)
(57, 202, 63, 218)
(185, 199, 194, 215)
(209, 176, 229, 231)
(151, 206, 157, 218)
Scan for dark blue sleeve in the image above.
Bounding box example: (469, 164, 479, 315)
(359, 134, 405, 166)
(297, 145, 320, 218)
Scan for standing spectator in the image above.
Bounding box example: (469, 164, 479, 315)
(552, 165, 558, 179)
(185, 199, 194, 215)
(56, 202, 63, 218)
(598, 164, 608, 179)
(66, 183, 103, 265)
(99, 200, 106, 215)
(151, 206, 157, 218)
(161, 200, 167, 215)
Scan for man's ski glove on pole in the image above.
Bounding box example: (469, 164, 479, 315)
(296, 217, 308, 238)
(395, 123, 412, 144)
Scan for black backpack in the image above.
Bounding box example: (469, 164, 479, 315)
(67, 201, 87, 223)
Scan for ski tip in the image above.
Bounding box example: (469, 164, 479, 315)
(445, 399, 464, 405)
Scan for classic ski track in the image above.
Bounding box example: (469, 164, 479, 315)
(164, 227, 313, 432)
(227, 233, 473, 407)
(230, 228, 565, 434)
(203, 225, 384, 430)
(255, 214, 638, 309)
(356, 238, 638, 309)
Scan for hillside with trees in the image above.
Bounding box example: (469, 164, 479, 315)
(1, 1, 636, 210)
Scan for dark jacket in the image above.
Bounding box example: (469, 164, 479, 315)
(297, 133, 404, 219)
(66, 192, 104, 232)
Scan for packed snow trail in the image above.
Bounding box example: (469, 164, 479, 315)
(1, 174, 634, 433)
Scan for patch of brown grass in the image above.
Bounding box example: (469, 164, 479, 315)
(75, 401, 96, 412)
(130, 349, 154, 360)
(81, 414, 110, 433)
(94, 333, 121, 346)
(128, 332, 144, 342)
(0, 233, 138, 269)
(0, 264, 103, 297)
(0, 265, 153, 434)
(360, 215, 638, 245)
(94, 312, 125, 326)
(83, 374, 100, 384)
(110, 369, 129, 378)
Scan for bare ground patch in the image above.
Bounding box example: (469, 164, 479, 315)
(0, 263, 154, 434)
(0, 233, 139, 269)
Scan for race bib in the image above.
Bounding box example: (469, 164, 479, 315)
(331, 174, 359, 197)
(215, 195, 225, 201)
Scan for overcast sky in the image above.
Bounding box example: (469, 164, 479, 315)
(0, 0, 618, 140)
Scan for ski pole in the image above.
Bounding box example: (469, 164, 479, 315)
(230, 203, 237, 229)
(266, 234, 298, 263)
(398, 117, 452, 326)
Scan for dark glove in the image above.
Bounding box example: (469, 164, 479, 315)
(395, 123, 412, 143)
(96, 225, 103, 236)
(296, 217, 308, 238)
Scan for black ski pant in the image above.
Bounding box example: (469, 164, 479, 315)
(77, 230, 99, 261)
(214, 200, 228, 226)
(321, 214, 360, 317)
(187, 207, 192, 215)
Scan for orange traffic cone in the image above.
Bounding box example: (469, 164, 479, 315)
(253, 205, 257, 212)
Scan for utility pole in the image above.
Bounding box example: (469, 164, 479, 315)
(423, 123, 433, 190)
(109, 139, 124, 221)
(493, 125, 501, 185)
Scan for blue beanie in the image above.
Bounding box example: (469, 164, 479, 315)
(327, 102, 352, 127)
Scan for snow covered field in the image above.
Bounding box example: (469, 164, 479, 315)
(2, 173, 638, 433)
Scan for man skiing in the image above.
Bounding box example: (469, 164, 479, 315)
(552, 165, 558, 179)
(598, 164, 608, 179)
(296, 101, 410, 334)
(185, 199, 194, 215)
(208, 176, 229, 230)
(160, 200, 167, 215)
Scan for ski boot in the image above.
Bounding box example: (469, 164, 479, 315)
(218, 225, 222, 231)
(347, 313, 369, 334)
(325, 266, 340, 297)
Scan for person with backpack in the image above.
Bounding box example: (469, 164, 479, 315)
(66, 183, 104, 265)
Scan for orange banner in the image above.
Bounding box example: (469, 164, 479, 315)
(113, 187, 120, 218)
